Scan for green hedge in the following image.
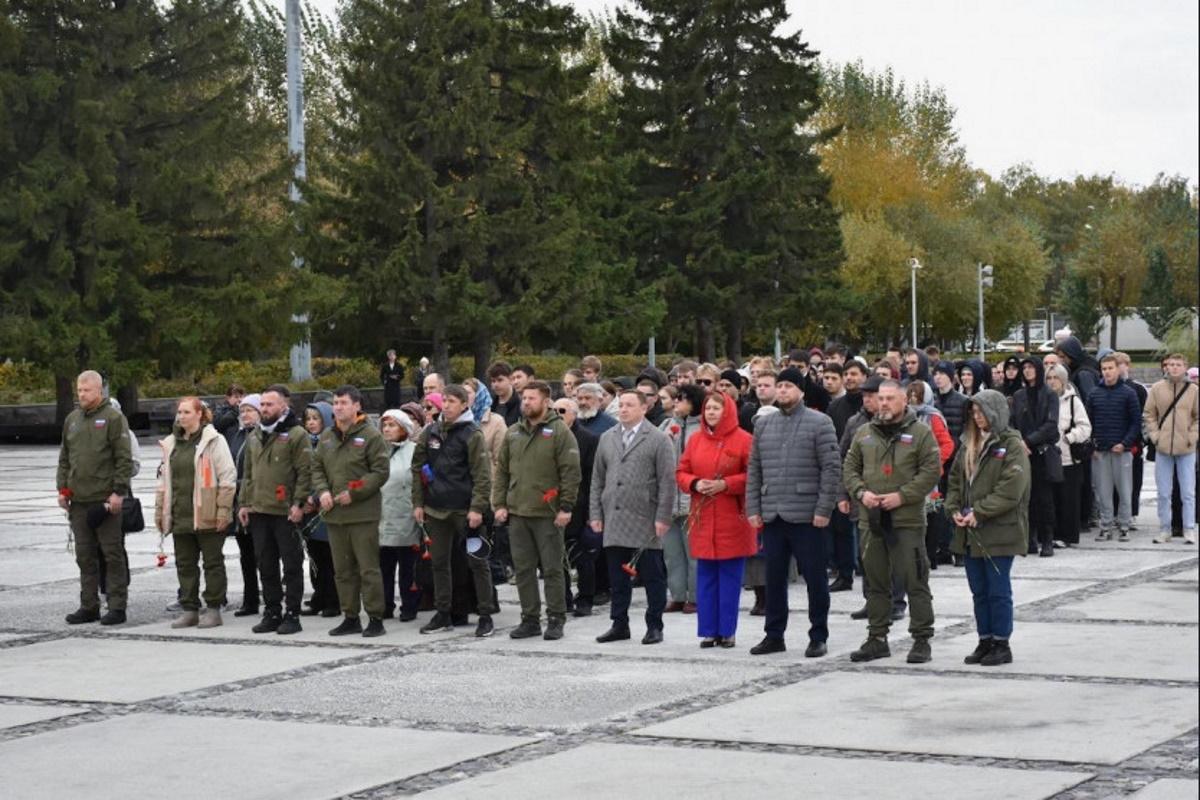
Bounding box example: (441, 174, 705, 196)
(0, 354, 678, 405)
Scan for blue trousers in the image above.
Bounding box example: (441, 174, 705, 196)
(964, 554, 1014, 639)
(763, 520, 830, 643)
(696, 558, 744, 639)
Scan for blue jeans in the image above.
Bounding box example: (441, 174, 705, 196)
(964, 554, 1014, 640)
(1155, 452, 1196, 533)
(763, 520, 830, 643)
(696, 558, 744, 639)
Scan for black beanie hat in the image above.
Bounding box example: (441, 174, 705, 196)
(935, 360, 957, 380)
(720, 369, 742, 387)
(777, 367, 806, 388)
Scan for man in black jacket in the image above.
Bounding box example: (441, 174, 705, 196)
(554, 398, 601, 617)
(1012, 357, 1061, 556)
(932, 361, 967, 443)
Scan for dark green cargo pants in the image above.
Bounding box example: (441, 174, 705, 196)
(862, 526, 934, 641)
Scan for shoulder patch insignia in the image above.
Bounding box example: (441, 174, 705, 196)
(94, 419, 107, 428)
(994, 448, 1007, 459)
(278, 432, 289, 442)
(541, 427, 554, 438)
(352, 437, 365, 448)
(900, 433, 913, 444)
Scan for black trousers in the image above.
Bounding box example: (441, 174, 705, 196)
(380, 545, 421, 617)
(605, 546, 665, 631)
(1028, 458, 1057, 549)
(564, 528, 599, 605)
(234, 529, 259, 608)
(250, 513, 305, 614)
(304, 537, 337, 611)
(1055, 464, 1084, 544)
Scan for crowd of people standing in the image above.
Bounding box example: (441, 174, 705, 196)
(54, 338, 1198, 665)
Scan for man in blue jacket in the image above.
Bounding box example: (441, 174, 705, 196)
(1086, 354, 1142, 541)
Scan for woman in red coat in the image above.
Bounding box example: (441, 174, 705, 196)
(676, 391, 757, 648)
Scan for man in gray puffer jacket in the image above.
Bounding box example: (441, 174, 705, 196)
(746, 368, 843, 658)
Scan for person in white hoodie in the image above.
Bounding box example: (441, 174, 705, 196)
(379, 409, 421, 621)
(1046, 364, 1092, 547)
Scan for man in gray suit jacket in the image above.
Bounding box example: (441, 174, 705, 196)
(746, 367, 843, 658)
(589, 389, 676, 644)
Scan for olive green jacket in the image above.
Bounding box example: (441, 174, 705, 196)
(945, 389, 1030, 559)
(57, 399, 134, 503)
(310, 415, 389, 525)
(843, 407, 941, 530)
(492, 410, 582, 518)
(241, 413, 312, 516)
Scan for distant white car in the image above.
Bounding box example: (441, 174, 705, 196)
(993, 339, 1056, 354)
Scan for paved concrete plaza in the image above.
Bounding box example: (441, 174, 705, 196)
(0, 442, 1196, 798)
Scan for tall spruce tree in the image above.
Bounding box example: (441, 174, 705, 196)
(308, 0, 601, 378)
(0, 0, 291, 420)
(606, 0, 841, 362)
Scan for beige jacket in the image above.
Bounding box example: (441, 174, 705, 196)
(1144, 378, 1199, 456)
(478, 410, 508, 479)
(1056, 385, 1092, 466)
(155, 424, 237, 533)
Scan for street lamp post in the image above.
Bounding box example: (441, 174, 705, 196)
(286, 0, 312, 382)
(978, 262, 994, 361)
(909, 258, 923, 347)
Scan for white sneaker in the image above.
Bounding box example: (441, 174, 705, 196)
(1185, 530, 1197, 545)
(1152, 531, 1173, 544)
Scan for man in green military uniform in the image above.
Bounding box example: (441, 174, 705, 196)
(311, 385, 390, 637)
(237, 384, 312, 635)
(843, 379, 941, 663)
(412, 384, 498, 638)
(57, 370, 134, 625)
(493, 381, 582, 641)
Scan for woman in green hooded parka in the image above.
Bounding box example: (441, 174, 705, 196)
(946, 389, 1030, 667)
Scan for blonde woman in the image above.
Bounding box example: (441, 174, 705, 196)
(945, 390, 1030, 666)
(156, 397, 237, 629)
(1046, 364, 1092, 547)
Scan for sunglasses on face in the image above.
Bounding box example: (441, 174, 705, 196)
(697, 379, 713, 386)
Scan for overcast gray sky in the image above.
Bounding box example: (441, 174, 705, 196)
(307, 0, 1198, 187)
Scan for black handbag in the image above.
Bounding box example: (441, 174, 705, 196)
(1066, 396, 1093, 464)
(121, 494, 145, 533)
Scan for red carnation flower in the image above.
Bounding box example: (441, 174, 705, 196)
(421, 549, 432, 561)
(156, 552, 167, 568)
(621, 562, 638, 578)
(347, 479, 365, 491)
(410, 544, 421, 552)
(59, 488, 73, 499)
(882, 464, 893, 476)
(275, 484, 287, 502)
(670, 424, 681, 436)
(542, 488, 559, 503)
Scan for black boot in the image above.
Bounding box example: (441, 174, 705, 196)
(99, 609, 126, 626)
(276, 613, 302, 635)
(253, 611, 282, 634)
(980, 639, 1013, 666)
(963, 638, 993, 664)
(329, 616, 363, 636)
(65, 608, 100, 625)
(750, 586, 766, 616)
(362, 617, 385, 638)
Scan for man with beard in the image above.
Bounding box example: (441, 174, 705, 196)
(237, 385, 312, 634)
(843, 380, 941, 664)
(494, 382, 581, 641)
(746, 368, 842, 657)
(576, 382, 617, 435)
(553, 398, 601, 616)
